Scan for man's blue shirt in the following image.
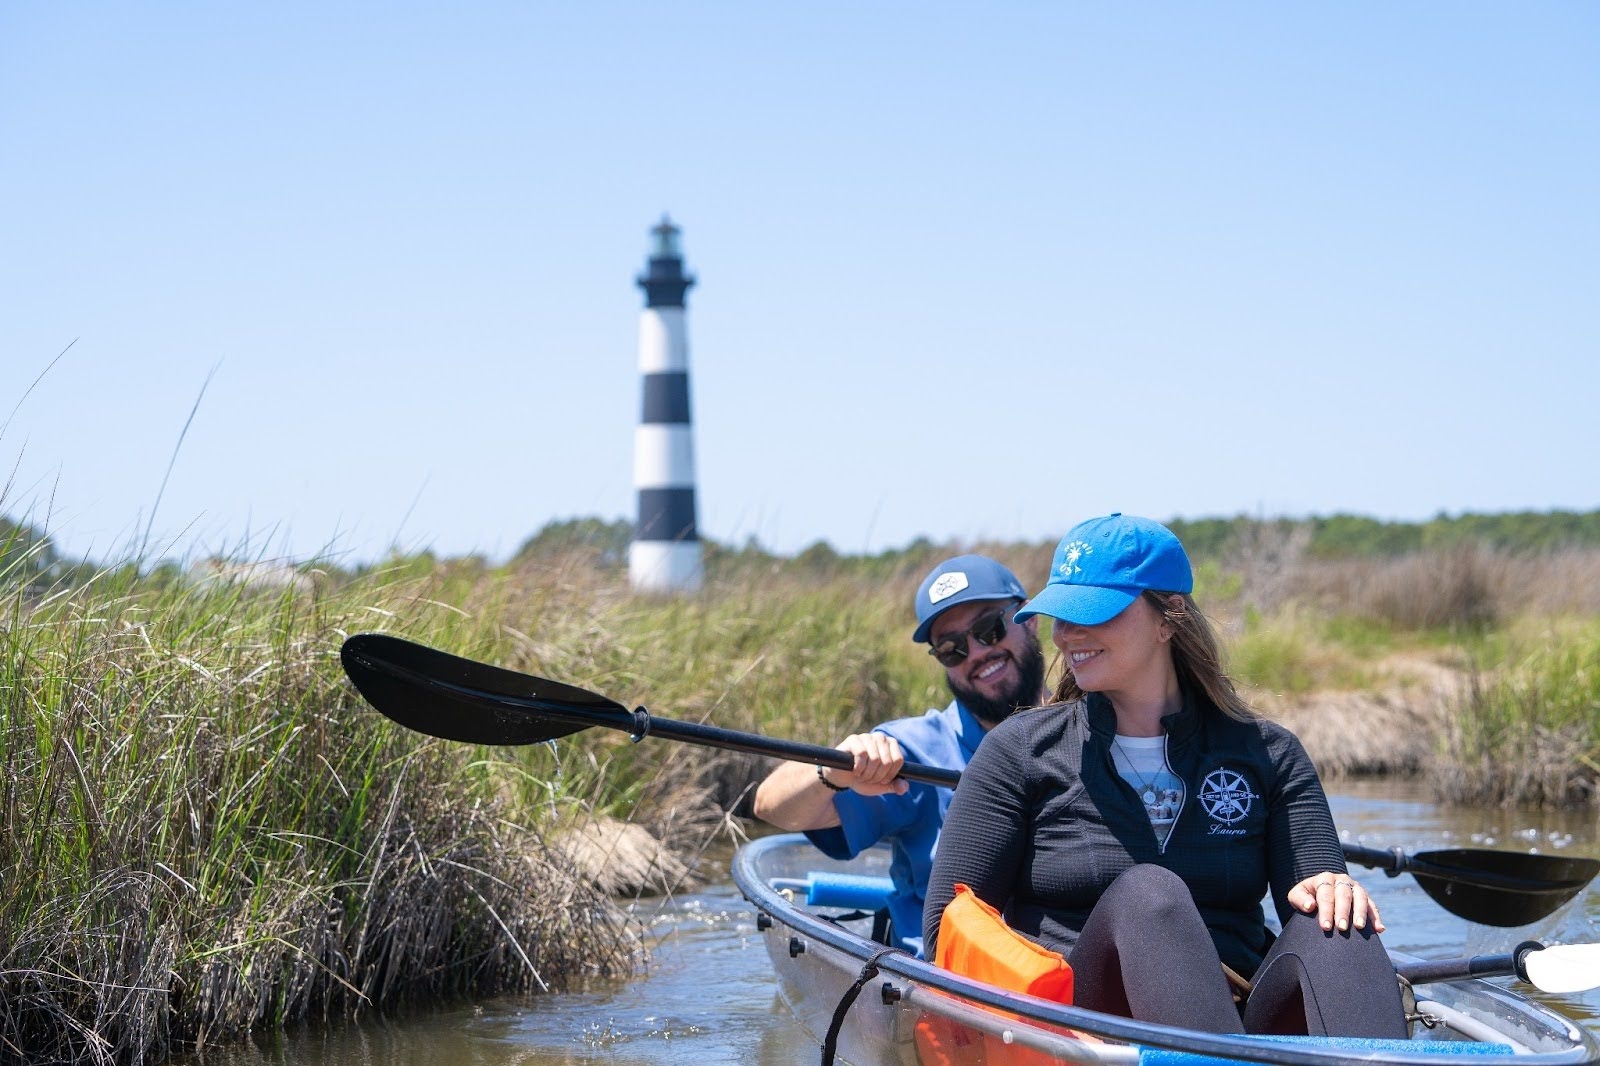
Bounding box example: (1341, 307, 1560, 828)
(802, 699, 986, 957)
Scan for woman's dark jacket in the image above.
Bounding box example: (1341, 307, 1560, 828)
(922, 692, 1346, 977)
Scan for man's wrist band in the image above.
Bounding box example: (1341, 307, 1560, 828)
(817, 763, 849, 792)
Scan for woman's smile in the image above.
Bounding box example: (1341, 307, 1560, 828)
(1052, 596, 1174, 704)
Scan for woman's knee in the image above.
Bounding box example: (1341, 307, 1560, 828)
(1103, 864, 1198, 922)
(1106, 863, 1186, 896)
(1274, 910, 1387, 959)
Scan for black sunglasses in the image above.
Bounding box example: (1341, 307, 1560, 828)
(928, 606, 1015, 668)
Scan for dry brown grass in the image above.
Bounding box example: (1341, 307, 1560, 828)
(1251, 545, 1600, 631)
(1256, 653, 1462, 778)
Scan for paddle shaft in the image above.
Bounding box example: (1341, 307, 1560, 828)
(501, 689, 965, 788)
(662, 717, 1587, 902)
(1397, 944, 1537, 986)
(1342, 842, 1409, 875)
(661, 718, 961, 786)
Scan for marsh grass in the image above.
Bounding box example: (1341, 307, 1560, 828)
(1230, 618, 1363, 697)
(1437, 619, 1600, 806)
(0, 562, 636, 1064)
(0, 542, 973, 1063)
(5, 528, 1599, 1062)
(1205, 543, 1595, 695)
(1271, 545, 1600, 631)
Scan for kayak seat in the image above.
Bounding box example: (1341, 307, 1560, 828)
(792, 872, 895, 912)
(773, 872, 897, 945)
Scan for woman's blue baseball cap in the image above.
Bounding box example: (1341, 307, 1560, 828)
(1014, 514, 1193, 627)
(912, 554, 1027, 643)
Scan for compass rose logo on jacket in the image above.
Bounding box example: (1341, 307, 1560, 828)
(1198, 768, 1259, 825)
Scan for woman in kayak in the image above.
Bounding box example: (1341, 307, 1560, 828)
(922, 513, 1407, 1037)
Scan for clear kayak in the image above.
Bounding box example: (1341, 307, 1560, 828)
(733, 834, 1600, 1066)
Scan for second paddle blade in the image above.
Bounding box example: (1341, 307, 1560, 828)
(340, 633, 622, 745)
(1411, 848, 1600, 928)
(1524, 943, 1600, 994)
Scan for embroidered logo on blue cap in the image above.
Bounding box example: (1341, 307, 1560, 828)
(1058, 541, 1092, 580)
(927, 572, 969, 604)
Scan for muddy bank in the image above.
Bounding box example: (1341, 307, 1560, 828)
(1255, 653, 1462, 778)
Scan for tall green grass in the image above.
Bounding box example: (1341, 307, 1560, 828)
(1439, 620, 1600, 806)
(0, 561, 634, 1064)
(1225, 612, 1390, 697)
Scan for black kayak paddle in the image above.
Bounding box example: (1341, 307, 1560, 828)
(340, 633, 1600, 928)
(1342, 842, 1598, 928)
(339, 632, 962, 783)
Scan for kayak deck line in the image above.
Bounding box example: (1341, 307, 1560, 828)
(734, 834, 1600, 1066)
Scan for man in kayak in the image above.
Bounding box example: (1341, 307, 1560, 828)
(752, 554, 1048, 957)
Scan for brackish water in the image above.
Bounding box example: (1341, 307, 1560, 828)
(176, 779, 1600, 1065)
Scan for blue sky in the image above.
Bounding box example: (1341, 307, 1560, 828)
(3, 4, 1596, 566)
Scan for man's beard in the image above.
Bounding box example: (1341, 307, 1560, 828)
(947, 627, 1047, 726)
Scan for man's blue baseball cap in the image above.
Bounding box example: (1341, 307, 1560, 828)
(1014, 514, 1193, 627)
(912, 554, 1027, 643)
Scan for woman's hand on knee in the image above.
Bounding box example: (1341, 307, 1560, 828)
(1288, 871, 1385, 934)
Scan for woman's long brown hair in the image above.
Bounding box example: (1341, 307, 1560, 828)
(1049, 590, 1256, 722)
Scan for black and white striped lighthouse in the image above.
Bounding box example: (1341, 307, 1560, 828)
(629, 215, 704, 593)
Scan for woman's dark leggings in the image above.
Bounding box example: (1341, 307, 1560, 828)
(1067, 865, 1408, 1037)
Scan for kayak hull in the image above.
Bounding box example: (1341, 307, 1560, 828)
(733, 834, 1600, 1066)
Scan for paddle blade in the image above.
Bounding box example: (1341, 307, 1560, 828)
(1410, 848, 1600, 927)
(341, 633, 626, 745)
(1523, 944, 1600, 994)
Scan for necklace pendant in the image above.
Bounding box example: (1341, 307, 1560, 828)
(1142, 789, 1157, 805)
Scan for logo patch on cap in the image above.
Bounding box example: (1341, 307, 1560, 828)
(927, 572, 969, 604)
(1058, 541, 1092, 580)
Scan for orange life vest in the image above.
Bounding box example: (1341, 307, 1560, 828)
(914, 884, 1079, 1065)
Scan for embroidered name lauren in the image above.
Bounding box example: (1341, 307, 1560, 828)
(1208, 824, 1247, 836)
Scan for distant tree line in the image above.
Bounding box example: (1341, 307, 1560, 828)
(504, 509, 1600, 576)
(4, 508, 1598, 591)
(1165, 510, 1600, 560)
